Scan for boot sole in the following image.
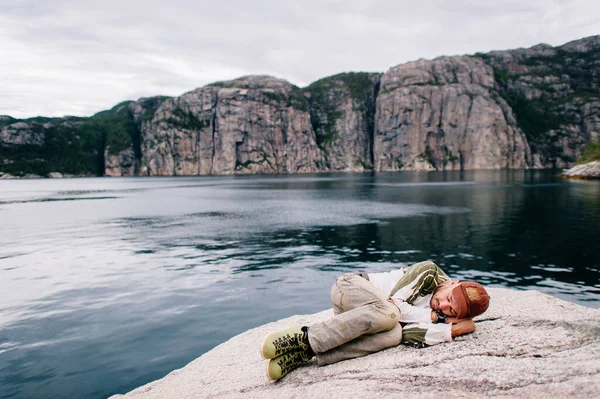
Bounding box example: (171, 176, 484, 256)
(266, 360, 277, 381)
(260, 332, 272, 359)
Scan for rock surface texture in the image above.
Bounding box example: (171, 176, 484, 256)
(113, 288, 600, 399)
(0, 121, 45, 146)
(139, 76, 325, 176)
(482, 36, 600, 168)
(1, 35, 599, 177)
(563, 161, 600, 179)
(375, 57, 531, 171)
(305, 73, 380, 171)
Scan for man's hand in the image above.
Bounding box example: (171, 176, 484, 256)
(430, 310, 452, 324)
(450, 318, 476, 337)
(430, 310, 439, 322)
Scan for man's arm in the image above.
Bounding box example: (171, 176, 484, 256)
(432, 312, 476, 337)
(401, 315, 475, 347)
(401, 322, 452, 347)
(394, 299, 435, 324)
(450, 318, 476, 337)
(391, 262, 449, 325)
(388, 261, 449, 303)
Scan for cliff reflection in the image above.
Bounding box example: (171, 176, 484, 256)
(107, 170, 599, 304)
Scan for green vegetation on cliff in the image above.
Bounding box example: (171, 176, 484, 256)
(0, 117, 104, 176)
(495, 86, 573, 141)
(482, 40, 600, 164)
(139, 96, 169, 122)
(579, 140, 600, 163)
(93, 103, 137, 156)
(260, 87, 310, 112)
(305, 72, 379, 148)
(307, 72, 377, 102)
(0, 116, 17, 129)
(167, 108, 210, 131)
(304, 77, 342, 147)
(0, 104, 139, 176)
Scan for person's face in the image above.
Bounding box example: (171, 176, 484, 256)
(430, 281, 461, 317)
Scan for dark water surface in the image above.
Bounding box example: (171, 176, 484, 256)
(0, 171, 599, 398)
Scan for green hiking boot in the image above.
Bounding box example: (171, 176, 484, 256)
(267, 350, 311, 381)
(260, 326, 308, 359)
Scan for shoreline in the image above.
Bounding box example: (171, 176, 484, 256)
(0, 167, 581, 181)
(562, 161, 600, 180)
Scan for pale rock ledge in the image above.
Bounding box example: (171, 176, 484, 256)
(562, 161, 600, 179)
(112, 288, 600, 398)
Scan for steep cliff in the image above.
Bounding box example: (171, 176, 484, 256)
(305, 72, 380, 171)
(1, 35, 599, 177)
(0, 99, 166, 177)
(104, 96, 168, 176)
(375, 57, 531, 171)
(478, 36, 600, 168)
(0, 116, 102, 176)
(138, 76, 325, 176)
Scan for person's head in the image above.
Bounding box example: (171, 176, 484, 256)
(431, 280, 490, 319)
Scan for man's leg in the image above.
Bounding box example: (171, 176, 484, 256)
(315, 322, 402, 366)
(262, 273, 401, 380)
(308, 273, 400, 356)
(311, 273, 402, 365)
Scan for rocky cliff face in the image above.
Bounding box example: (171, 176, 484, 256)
(0, 116, 101, 176)
(2, 36, 599, 177)
(0, 121, 46, 146)
(480, 36, 600, 168)
(136, 76, 325, 176)
(305, 73, 380, 171)
(375, 57, 531, 171)
(104, 97, 168, 177)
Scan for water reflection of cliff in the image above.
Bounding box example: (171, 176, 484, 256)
(108, 170, 599, 303)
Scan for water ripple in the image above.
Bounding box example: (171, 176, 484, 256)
(0, 171, 598, 399)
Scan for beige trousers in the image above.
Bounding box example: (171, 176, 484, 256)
(307, 273, 403, 366)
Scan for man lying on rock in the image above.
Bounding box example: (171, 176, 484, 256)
(260, 260, 490, 380)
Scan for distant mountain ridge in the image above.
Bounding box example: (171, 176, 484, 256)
(1, 35, 599, 177)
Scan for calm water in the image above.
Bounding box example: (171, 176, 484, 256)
(0, 171, 599, 398)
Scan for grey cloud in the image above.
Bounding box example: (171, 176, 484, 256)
(1, 0, 599, 118)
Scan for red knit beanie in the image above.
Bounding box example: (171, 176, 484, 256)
(451, 282, 490, 319)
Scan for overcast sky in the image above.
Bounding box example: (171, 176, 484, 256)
(1, 0, 598, 118)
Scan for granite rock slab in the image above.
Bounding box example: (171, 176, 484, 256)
(112, 288, 600, 398)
